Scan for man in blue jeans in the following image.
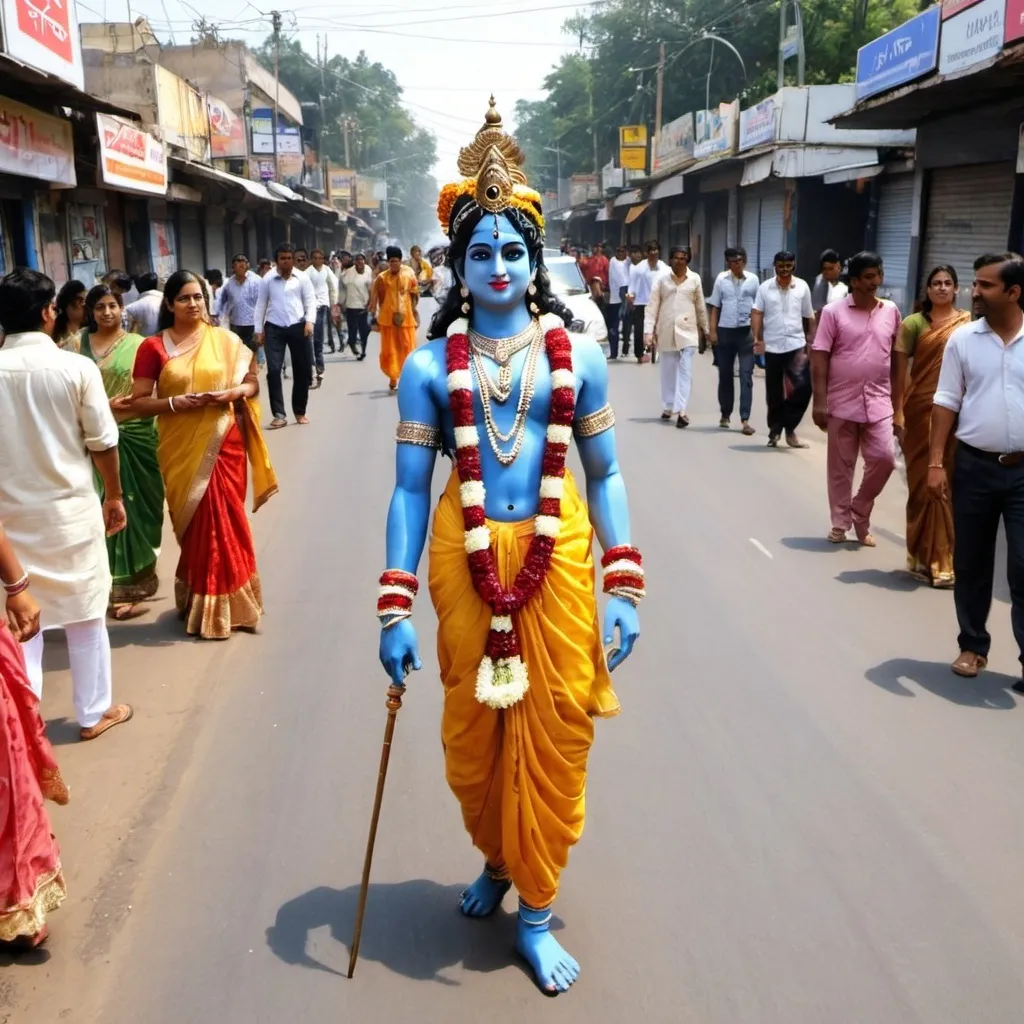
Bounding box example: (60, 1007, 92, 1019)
(708, 245, 760, 435)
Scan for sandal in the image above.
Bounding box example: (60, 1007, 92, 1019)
(828, 528, 847, 544)
(857, 533, 877, 548)
(676, 415, 689, 429)
(296, 415, 310, 425)
(110, 603, 147, 621)
(80, 703, 133, 741)
(660, 411, 672, 421)
(951, 651, 987, 678)
(268, 418, 287, 430)
(786, 434, 810, 449)
(741, 422, 756, 436)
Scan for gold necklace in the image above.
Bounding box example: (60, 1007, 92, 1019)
(469, 320, 540, 404)
(471, 327, 544, 465)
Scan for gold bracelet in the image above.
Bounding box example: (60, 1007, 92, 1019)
(396, 421, 441, 448)
(573, 403, 615, 438)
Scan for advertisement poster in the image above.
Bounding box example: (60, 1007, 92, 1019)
(939, 0, 1004, 75)
(96, 113, 167, 195)
(739, 97, 776, 151)
(149, 220, 176, 283)
(619, 124, 647, 172)
(328, 163, 355, 209)
(208, 96, 246, 159)
(694, 101, 737, 160)
(652, 112, 695, 175)
(355, 175, 380, 209)
(0, 0, 84, 89)
(0, 94, 75, 185)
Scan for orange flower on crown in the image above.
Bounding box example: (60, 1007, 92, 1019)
(436, 97, 545, 238)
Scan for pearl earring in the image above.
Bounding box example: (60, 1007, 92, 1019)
(529, 302, 540, 315)
(460, 285, 470, 315)
(527, 282, 537, 296)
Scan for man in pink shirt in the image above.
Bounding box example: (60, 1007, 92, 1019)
(811, 251, 901, 546)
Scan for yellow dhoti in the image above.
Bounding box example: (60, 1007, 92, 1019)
(428, 469, 619, 909)
(379, 324, 417, 386)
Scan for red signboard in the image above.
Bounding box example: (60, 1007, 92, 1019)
(1007, 0, 1024, 42)
(14, 0, 71, 61)
(0, 0, 83, 88)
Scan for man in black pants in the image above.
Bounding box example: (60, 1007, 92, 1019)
(928, 252, 1024, 688)
(341, 251, 373, 360)
(254, 242, 316, 429)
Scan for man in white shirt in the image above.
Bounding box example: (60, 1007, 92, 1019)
(341, 252, 374, 360)
(708, 245, 760, 434)
(644, 246, 708, 428)
(751, 250, 815, 448)
(0, 268, 133, 741)
(306, 248, 340, 386)
(254, 242, 317, 428)
(607, 243, 631, 359)
(928, 252, 1024, 685)
(626, 240, 669, 364)
(214, 254, 263, 363)
(124, 272, 163, 337)
(811, 248, 849, 314)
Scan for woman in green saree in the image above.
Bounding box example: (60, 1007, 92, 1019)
(82, 285, 165, 619)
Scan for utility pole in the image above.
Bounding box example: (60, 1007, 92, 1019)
(654, 41, 665, 142)
(271, 10, 282, 184)
(343, 119, 351, 167)
(778, 0, 805, 89)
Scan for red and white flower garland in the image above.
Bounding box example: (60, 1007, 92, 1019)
(446, 315, 575, 710)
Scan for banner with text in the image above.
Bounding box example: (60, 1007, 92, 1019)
(738, 97, 776, 151)
(694, 101, 738, 160)
(652, 112, 695, 175)
(96, 113, 167, 196)
(0, 0, 84, 89)
(0, 95, 75, 186)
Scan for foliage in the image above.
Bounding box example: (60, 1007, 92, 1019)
(514, 0, 919, 189)
(254, 35, 439, 239)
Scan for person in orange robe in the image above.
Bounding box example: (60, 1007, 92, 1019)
(370, 245, 419, 392)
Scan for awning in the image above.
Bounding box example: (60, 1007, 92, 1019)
(739, 146, 881, 186)
(740, 153, 774, 186)
(0, 56, 140, 119)
(299, 196, 338, 219)
(614, 189, 643, 208)
(624, 202, 650, 225)
(649, 174, 683, 201)
(822, 163, 885, 185)
(347, 212, 374, 233)
(170, 158, 283, 201)
(267, 181, 302, 202)
(595, 207, 613, 222)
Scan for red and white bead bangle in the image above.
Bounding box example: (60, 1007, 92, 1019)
(2, 572, 29, 597)
(377, 569, 419, 630)
(600, 546, 646, 606)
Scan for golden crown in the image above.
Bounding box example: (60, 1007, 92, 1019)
(437, 96, 544, 237)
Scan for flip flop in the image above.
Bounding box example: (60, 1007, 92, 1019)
(268, 418, 287, 430)
(786, 435, 810, 449)
(80, 703, 133, 741)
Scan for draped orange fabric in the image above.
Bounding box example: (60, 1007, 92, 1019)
(379, 325, 417, 387)
(428, 468, 618, 909)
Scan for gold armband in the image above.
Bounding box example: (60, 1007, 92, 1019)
(396, 420, 441, 448)
(573, 404, 615, 438)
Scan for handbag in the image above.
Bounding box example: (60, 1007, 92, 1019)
(389, 271, 405, 327)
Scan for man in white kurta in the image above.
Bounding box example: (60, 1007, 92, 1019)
(645, 246, 709, 427)
(0, 268, 134, 739)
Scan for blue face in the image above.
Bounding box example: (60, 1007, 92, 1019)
(460, 213, 533, 313)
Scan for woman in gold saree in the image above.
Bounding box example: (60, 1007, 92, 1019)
(124, 271, 278, 639)
(892, 265, 971, 588)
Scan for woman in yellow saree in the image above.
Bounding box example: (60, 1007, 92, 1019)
(892, 265, 971, 588)
(123, 271, 278, 639)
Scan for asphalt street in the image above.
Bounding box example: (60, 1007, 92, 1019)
(13, 318, 1024, 1024)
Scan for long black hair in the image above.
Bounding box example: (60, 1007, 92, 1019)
(53, 279, 86, 340)
(156, 270, 211, 332)
(428, 200, 573, 339)
(84, 283, 122, 332)
(917, 264, 959, 320)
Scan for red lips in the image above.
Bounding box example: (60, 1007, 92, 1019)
(489, 280, 510, 291)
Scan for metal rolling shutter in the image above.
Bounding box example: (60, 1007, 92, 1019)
(741, 193, 761, 276)
(204, 206, 227, 276)
(876, 174, 914, 312)
(178, 205, 204, 274)
(757, 192, 786, 270)
(710, 216, 727, 281)
(922, 163, 1014, 306)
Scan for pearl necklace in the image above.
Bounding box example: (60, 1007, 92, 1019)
(471, 325, 544, 466)
(469, 320, 541, 404)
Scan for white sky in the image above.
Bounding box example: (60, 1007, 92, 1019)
(84, 0, 597, 180)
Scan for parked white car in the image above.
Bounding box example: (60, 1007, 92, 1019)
(544, 255, 609, 349)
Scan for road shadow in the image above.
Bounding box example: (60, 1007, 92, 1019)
(780, 536, 844, 553)
(865, 657, 1019, 709)
(835, 569, 922, 592)
(107, 607, 182, 650)
(347, 389, 396, 400)
(44, 716, 81, 746)
(626, 416, 673, 425)
(267, 879, 561, 985)
(0, 942, 51, 967)
(728, 444, 778, 454)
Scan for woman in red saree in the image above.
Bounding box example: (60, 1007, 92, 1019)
(124, 271, 278, 640)
(0, 521, 69, 947)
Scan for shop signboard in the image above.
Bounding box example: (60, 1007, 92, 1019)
(356, 175, 380, 210)
(328, 163, 355, 209)
(652, 112, 694, 175)
(939, 0, 1004, 74)
(855, 6, 940, 100)
(208, 96, 246, 159)
(619, 124, 647, 172)
(0, 94, 75, 185)
(694, 101, 737, 160)
(0, 0, 84, 89)
(250, 107, 301, 155)
(738, 97, 776, 151)
(942, 0, 983, 18)
(96, 113, 167, 196)
(569, 173, 600, 206)
(154, 66, 209, 163)
(1008, 0, 1024, 41)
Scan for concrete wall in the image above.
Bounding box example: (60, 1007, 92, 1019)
(83, 59, 158, 124)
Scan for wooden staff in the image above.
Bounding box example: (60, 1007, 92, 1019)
(347, 682, 405, 979)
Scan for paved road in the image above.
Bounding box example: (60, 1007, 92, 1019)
(19, 325, 1024, 1023)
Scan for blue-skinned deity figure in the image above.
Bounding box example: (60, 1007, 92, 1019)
(376, 98, 643, 995)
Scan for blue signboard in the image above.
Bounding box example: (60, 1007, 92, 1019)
(855, 5, 941, 100)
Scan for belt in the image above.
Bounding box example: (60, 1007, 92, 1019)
(961, 442, 1024, 466)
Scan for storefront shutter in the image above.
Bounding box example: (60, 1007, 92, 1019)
(709, 215, 727, 283)
(178, 205, 204, 275)
(757, 193, 786, 272)
(922, 163, 1015, 307)
(741, 193, 761, 277)
(875, 174, 914, 313)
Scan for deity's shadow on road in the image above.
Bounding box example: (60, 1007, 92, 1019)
(348, 389, 398, 400)
(865, 657, 1019, 709)
(267, 880, 555, 985)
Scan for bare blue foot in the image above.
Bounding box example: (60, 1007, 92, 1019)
(459, 870, 511, 918)
(516, 906, 580, 994)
